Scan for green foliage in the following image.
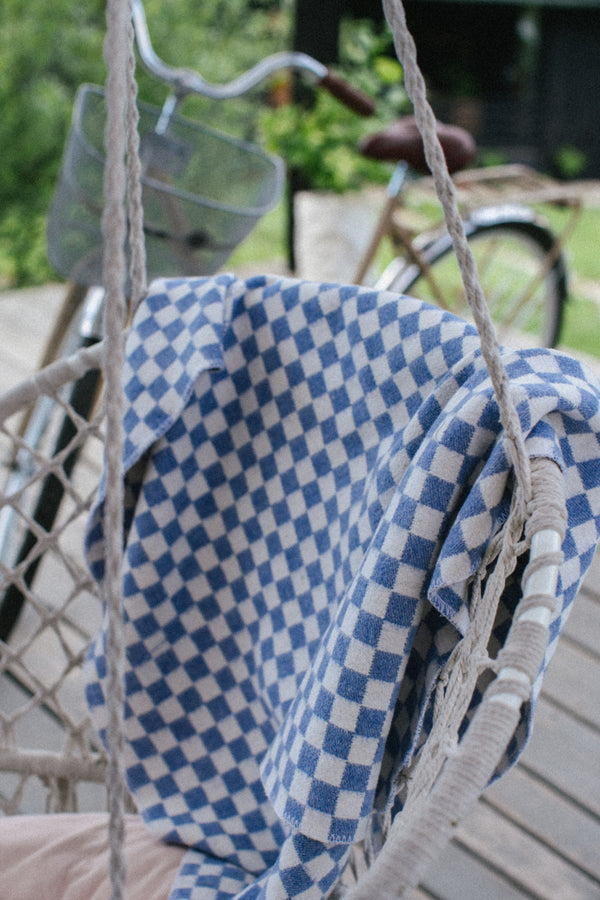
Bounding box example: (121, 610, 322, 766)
(0, 0, 106, 285)
(0, 0, 292, 286)
(553, 145, 588, 180)
(0, 1, 402, 284)
(258, 18, 409, 193)
(140, 0, 291, 84)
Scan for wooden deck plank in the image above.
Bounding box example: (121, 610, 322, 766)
(421, 836, 532, 900)
(419, 554, 600, 897)
(483, 766, 600, 884)
(541, 638, 600, 730)
(518, 697, 600, 818)
(450, 801, 600, 899)
(0, 285, 64, 388)
(563, 590, 600, 656)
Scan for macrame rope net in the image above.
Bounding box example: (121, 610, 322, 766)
(88, 0, 564, 896)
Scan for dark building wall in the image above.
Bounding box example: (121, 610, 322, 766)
(294, 0, 343, 62)
(402, 1, 522, 99)
(294, 0, 600, 176)
(402, 1, 600, 175)
(293, 0, 385, 60)
(535, 7, 600, 176)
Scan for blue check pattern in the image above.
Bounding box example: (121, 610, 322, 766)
(85, 274, 600, 899)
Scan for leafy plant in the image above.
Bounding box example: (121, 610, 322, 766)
(258, 18, 409, 193)
(553, 145, 588, 180)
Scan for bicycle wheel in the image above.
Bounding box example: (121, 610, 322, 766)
(0, 285, 104, 642)
(377, 207, 568, 348)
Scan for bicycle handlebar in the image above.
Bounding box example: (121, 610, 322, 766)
(319, 72, 376, 116)
(131, 0, 375, 115)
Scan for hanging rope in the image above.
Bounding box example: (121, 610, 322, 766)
(101, 0, 147, 894)
(382, 0, 532, 504)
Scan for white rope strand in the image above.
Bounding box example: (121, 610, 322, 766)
(102, 0, 131, 896)
(126, 17, 147, 312)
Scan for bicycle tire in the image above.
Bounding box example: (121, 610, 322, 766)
(376, 207, 568, 348)
(0, 285, 103, 642)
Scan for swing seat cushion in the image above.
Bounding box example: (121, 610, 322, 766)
(84, 274, 600, 900)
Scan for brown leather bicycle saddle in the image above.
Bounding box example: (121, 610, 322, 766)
(358, 115, 477, 175)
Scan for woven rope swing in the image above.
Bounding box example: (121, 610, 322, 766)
(96, 0, 568, 897)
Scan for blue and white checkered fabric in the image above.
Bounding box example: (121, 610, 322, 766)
(85, 274, 600, 900)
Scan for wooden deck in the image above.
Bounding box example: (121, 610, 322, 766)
(1, 284, 599, 898)
(424, 566, 600, 899)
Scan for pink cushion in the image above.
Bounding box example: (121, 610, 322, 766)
(0, 813, 185, 900)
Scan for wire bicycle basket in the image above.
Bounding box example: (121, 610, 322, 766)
(47, 84, 285, 287)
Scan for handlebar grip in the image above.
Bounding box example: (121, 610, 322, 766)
(319, 71, 376, 116)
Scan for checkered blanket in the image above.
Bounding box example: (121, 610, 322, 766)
(85, 274, 600, 900)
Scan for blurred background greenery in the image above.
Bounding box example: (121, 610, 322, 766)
(0, 0, 403, 286)
(1, 0, 598, 362)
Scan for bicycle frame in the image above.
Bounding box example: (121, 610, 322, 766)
(349, 154, 578, 344)
(0, 0, 576, 649)
(352, 160, 451, 307)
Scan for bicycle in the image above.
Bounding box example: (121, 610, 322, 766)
(294, 115, 578, 349)
(0, 0, 576, 642)
(353, 134, 576, 348)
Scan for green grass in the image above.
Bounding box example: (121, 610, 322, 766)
(227, 201, 287, 272)
(543, 206, 600, 283)
(560, 296, 600, 358)
(541, 206, 600, 358)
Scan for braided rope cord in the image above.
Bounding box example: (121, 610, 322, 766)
(102, 0, 128, 888)
(0, 343, 104, 423)
(101, 0, 146, 895)
(382, 0, 532, 505)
